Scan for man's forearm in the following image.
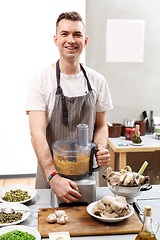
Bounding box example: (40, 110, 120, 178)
(31, 134, 56, 179)
(93, 125, 108, 148)
(29, 111, 56, 180)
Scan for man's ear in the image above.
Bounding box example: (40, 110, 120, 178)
(54, 35, 57, 46)
(84, 36, 88, 47)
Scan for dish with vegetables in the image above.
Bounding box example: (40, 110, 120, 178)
(103, 162, 149, 187)
(104, 162, 151, 203)
(0, 203, 30, 226)
(87, 199, 134, 223)
(0, 225, 41, 240)
(2, 189, 31, 202)
(0, 229, 35, 240)
(0, 211, 23, 224)
(0, 184, 36, 204)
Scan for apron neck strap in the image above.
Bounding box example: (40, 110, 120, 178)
(79, 63, 92, 91)
(56, 59, 62, 94)
(56, 60, 92, 93)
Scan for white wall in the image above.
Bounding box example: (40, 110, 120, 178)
(0, 0, 85, 175)
(86, 0, 160, 125)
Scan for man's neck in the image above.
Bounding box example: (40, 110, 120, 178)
(59, 58, 81, 75)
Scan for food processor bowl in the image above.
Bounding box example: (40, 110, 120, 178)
(52, 124, 99, 181)
(52, 139, 93, 180)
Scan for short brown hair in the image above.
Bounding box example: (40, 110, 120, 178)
(56, 11, 84, 29)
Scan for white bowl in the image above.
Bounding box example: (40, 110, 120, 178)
(87, 201, 134, 223)
(0, 202, 30, 227)
(107, 182, 151, 203)
(0, 184, 36, 204)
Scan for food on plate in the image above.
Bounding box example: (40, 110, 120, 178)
(93, 195, 129, 218)
(0, 230, 36, 239)
(2, 189, 31, 202)
(47, 210, 68, 225)
(0, 212, 23, 224)
(104, 166, 149, 186)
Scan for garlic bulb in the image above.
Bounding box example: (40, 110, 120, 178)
(57, 215, 68, 225)
(55, 210, 66, 217)
(46, 213, 57, 223)
(47, 210, 68, 225)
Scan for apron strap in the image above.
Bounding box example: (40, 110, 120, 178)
(56, 60, 68, 125)
(56, 59, 63, 95)
(80, 63, 92, 92)
(61, 94, 68, 125)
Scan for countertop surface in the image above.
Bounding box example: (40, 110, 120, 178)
(18, 185, 160, 240)
(108, 134, 160, 151)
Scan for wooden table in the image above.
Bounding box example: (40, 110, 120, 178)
(108, 134, 160, 170)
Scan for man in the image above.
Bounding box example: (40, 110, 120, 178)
(27, 11, 113, 203)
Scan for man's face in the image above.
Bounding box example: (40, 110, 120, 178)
(54, 19, 88, 61)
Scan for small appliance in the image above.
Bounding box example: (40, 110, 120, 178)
(51, 124, 100, 207)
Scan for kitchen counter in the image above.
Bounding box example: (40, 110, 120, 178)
(22, 185, 160, 239)
(108, 134, 160, 170)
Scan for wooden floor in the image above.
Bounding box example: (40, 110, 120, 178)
(0, 177, 36, 188)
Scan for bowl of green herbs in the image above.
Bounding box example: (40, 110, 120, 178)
(0, 225, 41, 240)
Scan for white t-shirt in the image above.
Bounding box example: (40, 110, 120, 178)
(26, 64, 113, 122)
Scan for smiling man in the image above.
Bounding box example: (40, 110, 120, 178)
(54, 16, 87, 64)
(27, 11, 113, 203)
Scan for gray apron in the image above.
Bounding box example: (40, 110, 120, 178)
(35, 60, 96, 188)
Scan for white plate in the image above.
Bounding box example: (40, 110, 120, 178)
(0, 202, 30, 226)
(0, 225, 41, 239)
(0, 184, 36, 203)
(87, 201, 134, 223)
(130, 142, 144, 146)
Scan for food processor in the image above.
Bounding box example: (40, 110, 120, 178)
(51, 124, 100, 206)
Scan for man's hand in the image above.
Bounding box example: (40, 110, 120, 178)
(96, 144, 110, 166)
(49, 174, 82, 203)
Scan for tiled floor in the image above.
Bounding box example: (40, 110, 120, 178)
(0, 178, 36, 188)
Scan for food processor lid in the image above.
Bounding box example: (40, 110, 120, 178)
(52, 124, 93, 155)
(52, 139, 91, 153)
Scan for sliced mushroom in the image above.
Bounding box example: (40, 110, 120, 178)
(93, 195, 129, 218)
(104, 167, 149, 186)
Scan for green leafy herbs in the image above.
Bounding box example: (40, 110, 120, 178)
(0, 230, 36, 239)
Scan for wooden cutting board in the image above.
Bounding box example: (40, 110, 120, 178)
(38, 206, 142, 237)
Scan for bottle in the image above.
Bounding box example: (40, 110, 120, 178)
(135, 205, 158, 240)
(132, 125, 142, 143)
